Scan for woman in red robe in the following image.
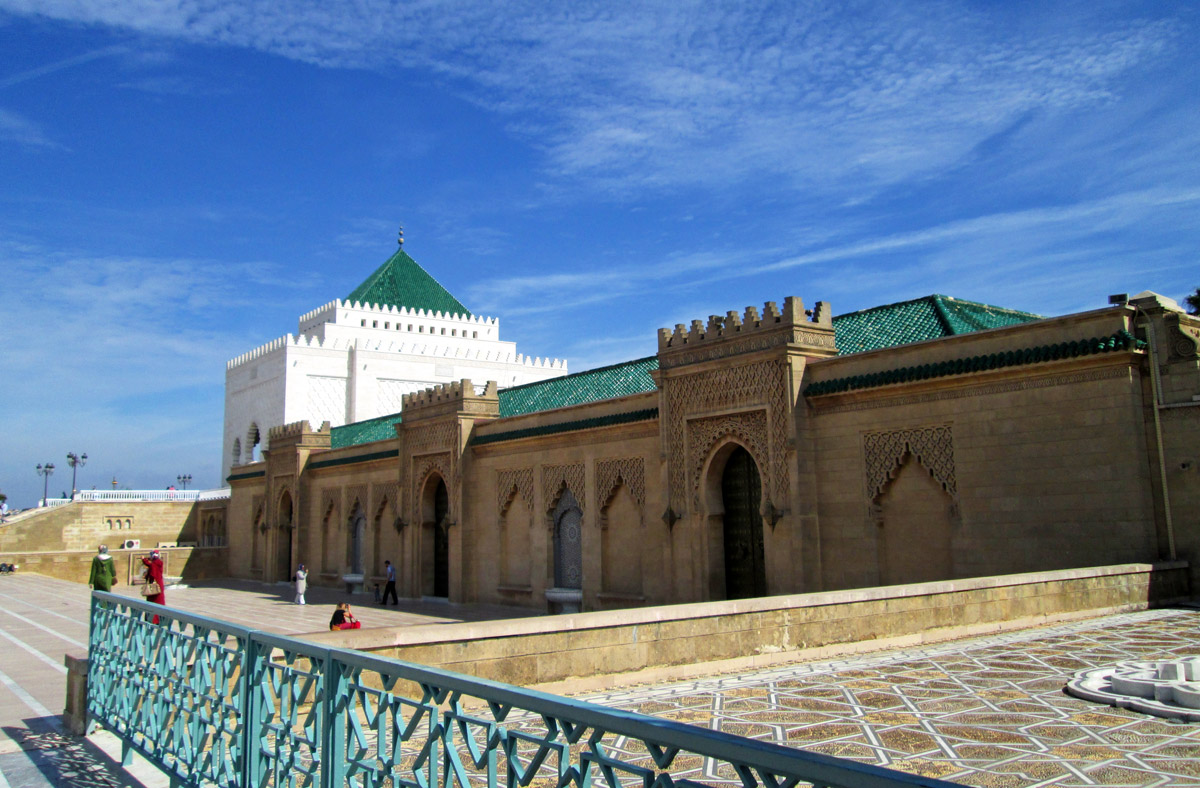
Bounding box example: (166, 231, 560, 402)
(141, 551, 166, 622)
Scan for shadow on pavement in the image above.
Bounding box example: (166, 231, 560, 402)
(1, 721, 159, 788)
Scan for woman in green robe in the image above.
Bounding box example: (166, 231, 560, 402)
(88, 544, 117, 591)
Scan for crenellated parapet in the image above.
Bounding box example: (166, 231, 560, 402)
(657, 296, 836, 369)
(226, 332, 568, 371)
(402, 379, 500, 422)
(266, 419, 332, 451)
(299, 299, 499, 334)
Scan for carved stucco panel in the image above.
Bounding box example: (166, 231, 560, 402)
(319, 488, 340, 521)
(252, 494, 266, 531)
(596, 457, 645, 509)
(863, 425, 957, 502)
(372, 481, 400, 519)
(542, 463, 585, 517)
(665, 360, 790, 512)
(687, 410, 769, 510)
(411, 452, 453, 523)
(497, 467, 535, 516)
(346, 484, 369, 519)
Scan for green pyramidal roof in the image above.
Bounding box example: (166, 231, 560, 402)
(346, 248, 470, 316)
(832, 294, 1041, 355)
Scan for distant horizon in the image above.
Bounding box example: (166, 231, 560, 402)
(3, 1, 1198, 508)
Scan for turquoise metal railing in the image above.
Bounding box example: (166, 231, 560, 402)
(87, 592, 960, 788)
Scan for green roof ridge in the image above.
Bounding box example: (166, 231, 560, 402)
(346, 248, 470, 316)
(831, 294, 1041, 355)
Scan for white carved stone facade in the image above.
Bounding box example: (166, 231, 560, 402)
(223, 298, 566, 480)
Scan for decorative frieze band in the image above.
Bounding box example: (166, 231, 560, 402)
(812, 366, 1131, 415)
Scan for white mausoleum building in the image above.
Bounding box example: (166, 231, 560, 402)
(223, 240, 567, 480)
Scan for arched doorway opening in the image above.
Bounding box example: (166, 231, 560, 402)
(721, 446, 766, 600)
(420, 476, 450, 598)
(276, 490, 294, 582)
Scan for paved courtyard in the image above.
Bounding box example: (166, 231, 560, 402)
(0, 572, 1197, 787)
(573, 607, 1200, 787)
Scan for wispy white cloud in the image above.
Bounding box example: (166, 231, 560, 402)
(0, 43, 128, 89)
(0, 107, 63, 148)
(468, 186, 1200, 316)
(0, 1, 1182, 197)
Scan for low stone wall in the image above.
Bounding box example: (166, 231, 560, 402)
(309, 562, 1190, 688)
(1, 546, 229, 585)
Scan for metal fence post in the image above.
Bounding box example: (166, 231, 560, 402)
(321, 650, 348, 788)
(239, 635, 263, 788)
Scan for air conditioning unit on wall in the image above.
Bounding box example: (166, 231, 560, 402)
(122, 539, 140, 550)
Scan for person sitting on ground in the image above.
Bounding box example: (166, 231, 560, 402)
(328, 603, 361, 631)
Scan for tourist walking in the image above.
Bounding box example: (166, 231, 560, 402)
(294, 564, 307, 604)
(88, 544, 117, 591)
(382, 560, 398, 605)
(141, 550, 166, 623)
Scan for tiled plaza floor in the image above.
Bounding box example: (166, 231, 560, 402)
(0, 572, 1197, 787)
(572, 607, 1200, 787)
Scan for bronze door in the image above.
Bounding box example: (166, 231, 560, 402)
(721, 447, 766, 599)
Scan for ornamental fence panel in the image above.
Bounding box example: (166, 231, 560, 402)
(87, 592, 959, 788)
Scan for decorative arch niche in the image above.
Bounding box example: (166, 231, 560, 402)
(863, 425, 959, 585)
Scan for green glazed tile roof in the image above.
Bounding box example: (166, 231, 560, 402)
(832, 295, 1041, 355)
(497, 356, 659, 417)
(330, 412, 403, 449)
(347, 248, 470, 316)
(325, 294, 1037, 449)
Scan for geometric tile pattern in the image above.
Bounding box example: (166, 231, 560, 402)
(577, 609, 1200, 787)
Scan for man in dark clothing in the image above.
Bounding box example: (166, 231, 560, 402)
(382, 560, 398, 605)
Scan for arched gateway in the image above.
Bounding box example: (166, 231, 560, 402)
(720, 446, 767, 600)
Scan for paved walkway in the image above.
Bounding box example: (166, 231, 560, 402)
(0, 573, 535, 787)
(0, 572, 1198, 788)
(573, 607, 1200, 787)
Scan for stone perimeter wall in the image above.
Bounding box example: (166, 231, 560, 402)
(2, 546, 229, 585)
(307, 562, 1189, 689)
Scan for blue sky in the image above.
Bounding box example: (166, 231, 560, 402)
(1, 1, 1197, 507)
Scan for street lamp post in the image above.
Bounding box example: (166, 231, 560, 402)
(36, 462, 55, 506)
(177, 474, 192, 490)
(66, 452, 87, 499)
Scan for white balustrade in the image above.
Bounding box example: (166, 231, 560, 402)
(73, 489, 231, 503)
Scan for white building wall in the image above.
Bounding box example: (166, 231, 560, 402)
(223, 299, 567, 481)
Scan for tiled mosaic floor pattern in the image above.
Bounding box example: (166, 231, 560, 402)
(575, 609, 1200, 788)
